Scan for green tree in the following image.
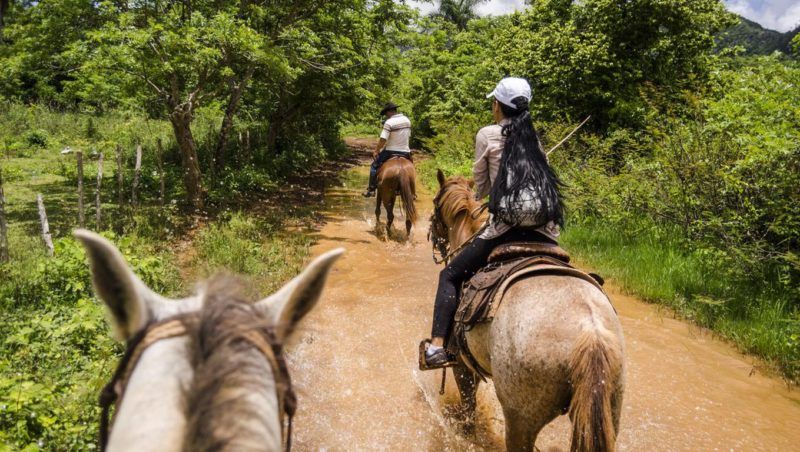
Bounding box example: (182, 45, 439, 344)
(434, 0, 488, 30)
(0, 0, 104, 104)
(77, 0, 408, 208)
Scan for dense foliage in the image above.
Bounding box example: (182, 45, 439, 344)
(0, 234, 179, 449)
(1, 0, 411, 208)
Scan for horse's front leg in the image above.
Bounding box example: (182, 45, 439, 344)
(453, 364, 479, 435)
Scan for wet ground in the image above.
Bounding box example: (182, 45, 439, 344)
(284, 155, 800, 451)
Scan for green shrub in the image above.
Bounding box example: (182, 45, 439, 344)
(23, 130, 48, 148)
(0, 233, 179, 449)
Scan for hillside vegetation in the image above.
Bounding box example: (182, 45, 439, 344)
(716, 15, 799, 55)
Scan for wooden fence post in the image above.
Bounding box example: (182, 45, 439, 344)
(0, 165, 9, 263)
(77, 151, 85, 228)
(95, 152, 103, 230)
(156, 138, 165, 205)
(116, 144, 124, 206)
(132, 144, 142, 206)
(37, 194, 54, 257)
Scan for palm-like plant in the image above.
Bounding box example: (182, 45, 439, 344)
(434, 0, 488, 30)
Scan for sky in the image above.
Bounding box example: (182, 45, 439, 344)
(407, 0, 800, 33)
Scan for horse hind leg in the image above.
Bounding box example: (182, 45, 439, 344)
(385, 196, 395, 235)
(502, 408, 549, 452)
(374, 194, 382, 228)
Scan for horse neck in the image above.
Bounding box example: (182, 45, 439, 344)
(108, 337, 193, 452)
(184, 347, 283, 451)
(182, 286, 284, 450)
(448, 205, 486, 250)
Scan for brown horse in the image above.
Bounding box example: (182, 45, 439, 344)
(430, 170, 625, 452)
(375, 157, 417, 236)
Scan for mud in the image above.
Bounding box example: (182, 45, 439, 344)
(285, 160, 800, 451)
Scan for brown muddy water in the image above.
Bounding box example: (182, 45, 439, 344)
(284, 163, 800, 451)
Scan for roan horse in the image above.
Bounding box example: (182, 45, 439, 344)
(74, 230, 343, 451)
(429, 170, 625, 452)
(375, 157, 417, 236)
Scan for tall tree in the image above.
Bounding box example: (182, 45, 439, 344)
(435, 0, 487, 30)
(77, 0, 409, 207)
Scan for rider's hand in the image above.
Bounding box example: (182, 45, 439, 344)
(372, 151, 379, 159)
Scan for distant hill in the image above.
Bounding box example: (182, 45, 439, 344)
(716, 16, 798, 56)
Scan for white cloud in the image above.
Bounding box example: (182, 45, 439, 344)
(723, 0, 800, 32)
(475, 0, 527, 16)
(405, 0, 526, 17)
(406, 1, 800, 33)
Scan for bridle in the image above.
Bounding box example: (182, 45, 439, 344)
(428, 198, 451, 265)
(428, 186, 488, 265)
(98, 314, 297, 451)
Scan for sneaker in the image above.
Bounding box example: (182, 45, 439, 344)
(424, 347, 453, 368)
(362, 189, 375, 198)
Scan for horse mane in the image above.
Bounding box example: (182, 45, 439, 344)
(183, 275, 286, 450)
(436, 176, 483, 226)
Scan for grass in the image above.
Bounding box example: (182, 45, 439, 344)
(193, 212, 315, 297)
(0, 104, 347, 448)
(561, 219, 799, 381)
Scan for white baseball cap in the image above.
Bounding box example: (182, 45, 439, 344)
(486, 77, 531, 109)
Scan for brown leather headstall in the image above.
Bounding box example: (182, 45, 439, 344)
(98, 316, 296, 452)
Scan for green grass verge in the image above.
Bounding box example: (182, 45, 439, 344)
(561, 220, 799, 380)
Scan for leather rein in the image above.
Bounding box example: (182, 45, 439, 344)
(428, 191, 488, 265)
(98, 315, 296, 451)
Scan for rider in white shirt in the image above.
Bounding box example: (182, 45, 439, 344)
(363, 102, 412, 197)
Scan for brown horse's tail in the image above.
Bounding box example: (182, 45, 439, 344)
(568, 322, 623, 452)
(399, 167, 417, 224)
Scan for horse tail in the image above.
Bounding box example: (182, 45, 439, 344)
(568, 321, 623, 452)
(399, 166, 417, 224)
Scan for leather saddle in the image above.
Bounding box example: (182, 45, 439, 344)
(488, 241, 571, 264)
(447, 241, 608, 379)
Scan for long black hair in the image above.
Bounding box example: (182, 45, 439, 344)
(488, 96, 565, 227)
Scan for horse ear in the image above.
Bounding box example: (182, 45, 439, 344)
(74, 229, 161, 340)
(437, 168, 446, 187)
(255, 248, 344, 341)
(468, 179, 475, 188)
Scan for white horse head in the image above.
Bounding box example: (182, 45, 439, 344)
(75, 230, 343, 451)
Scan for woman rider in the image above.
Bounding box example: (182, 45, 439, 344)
(424, 77, 565, 368)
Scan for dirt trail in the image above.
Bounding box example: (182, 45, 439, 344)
(285, 147, 800, 451)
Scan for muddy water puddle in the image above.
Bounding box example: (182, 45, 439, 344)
(285, 163, 800, 451)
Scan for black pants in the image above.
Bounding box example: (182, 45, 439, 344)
(368, 150, 412, 190)
(431, 228, 556, 338)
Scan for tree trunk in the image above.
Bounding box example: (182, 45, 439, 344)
(169, 106, 204, 210)
(213, 67, 255, 174)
